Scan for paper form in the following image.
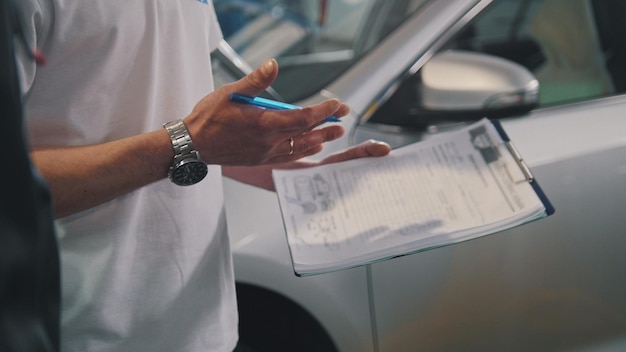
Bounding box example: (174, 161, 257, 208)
(273, 119, 549, 275)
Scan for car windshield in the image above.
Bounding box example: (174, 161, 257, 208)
(214, 0, 430, 102)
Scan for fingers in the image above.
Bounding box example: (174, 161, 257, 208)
(286, 126, 345, 155)
(362, 140, 392, 157)
(225, 58, 349, 130)
(320, 140, 392, 164)
(229, 59, 279, 97)
(271, 144, 324, 163)
(266, 126, 345, 163)
(306, 99, 350, 130)
(233, 96, 348, 133)
(264, 98, 349, 134)
(269, 139, 390, 165)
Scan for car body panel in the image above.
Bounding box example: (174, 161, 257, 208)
(371, 99, 626, 351)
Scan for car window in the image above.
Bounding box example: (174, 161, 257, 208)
(445, 0, 626, 106)
(213, 0, 431, 102)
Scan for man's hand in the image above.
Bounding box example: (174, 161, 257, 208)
(184, 59, 349, 166)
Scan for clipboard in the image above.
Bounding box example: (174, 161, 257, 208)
(273, 118, 555, 276)
(491, 119, 555, 216)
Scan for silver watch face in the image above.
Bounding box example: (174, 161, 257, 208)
(170, 160, 208, 186)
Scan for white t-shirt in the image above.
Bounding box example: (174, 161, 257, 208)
(18, 1, 237, 351)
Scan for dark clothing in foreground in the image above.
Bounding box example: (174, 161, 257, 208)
(0, 0, 60, 351)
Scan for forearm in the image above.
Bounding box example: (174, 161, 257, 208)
(31, 129, 173, 218)
(27, 59, 368, 218)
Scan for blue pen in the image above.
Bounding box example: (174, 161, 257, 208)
(230, 93, 341, 123)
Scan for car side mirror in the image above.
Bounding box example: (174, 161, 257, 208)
(417, 50, 539, 120)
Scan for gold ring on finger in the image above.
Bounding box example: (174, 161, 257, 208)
(288, 137, 295, 155)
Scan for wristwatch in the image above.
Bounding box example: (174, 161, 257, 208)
(163, 119, 208, 186)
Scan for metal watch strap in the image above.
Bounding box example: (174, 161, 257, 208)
(163, 119, 200, 164)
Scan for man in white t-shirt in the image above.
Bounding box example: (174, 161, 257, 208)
(17, 1, 390, 351)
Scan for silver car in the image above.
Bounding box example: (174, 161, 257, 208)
(213, 0, 626, 351)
